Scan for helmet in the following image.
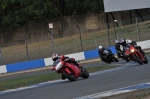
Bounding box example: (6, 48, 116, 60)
(115, 40, 119, 44)
(98, 46, 104, 51)
(52, 53, 58, 61)
(98, 45, 103, 49)
(120, 38, 125, 43)
(126, 39, 132, 44)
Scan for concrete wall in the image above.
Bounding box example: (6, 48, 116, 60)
(0, 65, 7, 74)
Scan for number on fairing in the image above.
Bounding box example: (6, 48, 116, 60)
(120, 45, 123, 51)
(55, 62, 63, 71)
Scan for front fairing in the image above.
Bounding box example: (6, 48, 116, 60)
(125, 46, 130, 55)
(64, 63, 81, 78)
(103, 49, 112, 55)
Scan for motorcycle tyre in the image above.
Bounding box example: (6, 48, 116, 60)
(62, 71, 76, 81)
(105, 60, 111, 64)
(112, 56, 119, 62)
(132, 54, 143, 65)
(104, 57, 111, 63)
(124, 57, 130, 62)
(61, 74, 66, 80)
(80, 67, 89, 79)
(143, 56, 148, 64)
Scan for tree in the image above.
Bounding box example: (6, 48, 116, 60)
(0, 0, 104, 36)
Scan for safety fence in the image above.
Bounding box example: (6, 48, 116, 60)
(0, 39, 150, 74)
(0, 16, 150, 65)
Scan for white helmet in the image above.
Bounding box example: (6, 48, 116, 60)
(126, 39, 132, 44)
(115, 40, 119, 44)
(98, 46, 103, 50)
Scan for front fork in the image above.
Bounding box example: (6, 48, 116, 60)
(135, 51, 145, 61)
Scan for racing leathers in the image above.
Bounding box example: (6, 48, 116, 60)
(52, 56, 80, 79)
(115, 42, 123, 58)
(52, 56, 80, 68)
(98, 48, 107, 62)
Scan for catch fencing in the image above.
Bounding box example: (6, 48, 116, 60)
(0, 16, 150, 65)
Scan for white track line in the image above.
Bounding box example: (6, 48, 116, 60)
(74, 82, 150, 99)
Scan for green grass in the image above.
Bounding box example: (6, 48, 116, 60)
(0, 65, 116, 91)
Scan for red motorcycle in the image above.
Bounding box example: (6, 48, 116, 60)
(125, 44, 148, 65)
(52, 55, 89, 81)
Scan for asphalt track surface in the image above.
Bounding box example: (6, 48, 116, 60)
(0, 56, 150, 99)
(0, 60, 110, 81)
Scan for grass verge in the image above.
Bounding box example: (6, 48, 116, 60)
(0, 65, 116, 91)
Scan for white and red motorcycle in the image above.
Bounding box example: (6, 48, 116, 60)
(52, 55, 89, 81)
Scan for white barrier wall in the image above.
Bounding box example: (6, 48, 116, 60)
(44, 52, 85, 66)
(147, 40, 150, 49)
(137, 40, 150, 49)
(0, 65, 7, 74)
(66, 52, 85, 61)
(44, 57, 53, 66)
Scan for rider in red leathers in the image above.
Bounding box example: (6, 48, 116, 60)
(51, 53, 79, 67)
(126, 39, 145, 55)
(51, 53, 80, 79)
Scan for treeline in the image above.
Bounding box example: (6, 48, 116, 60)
(0, 0, 104, 33)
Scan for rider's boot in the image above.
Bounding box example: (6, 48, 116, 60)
(72, 60, 81, 68)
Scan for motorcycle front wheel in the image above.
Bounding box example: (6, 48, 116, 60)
(105, 56, 111, 63)
(124, 56, 130, 62)
(62, 71, 76, 81)
(143, 55, 148, 64)
(112, 56, 119, 62)
(132, 54, 143, 65)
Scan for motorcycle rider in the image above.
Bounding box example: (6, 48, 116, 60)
(126, 39, 145, 55)
(119, 38, 127, 49)
(51, 53, 80, 69)
(115, 39, 122, 58)
(51, 53, 80, 79)
(98, 45, 108, 62)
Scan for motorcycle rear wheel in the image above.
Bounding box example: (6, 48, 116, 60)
(80, 67, 89, 79)
(62, 71, 76, 81)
